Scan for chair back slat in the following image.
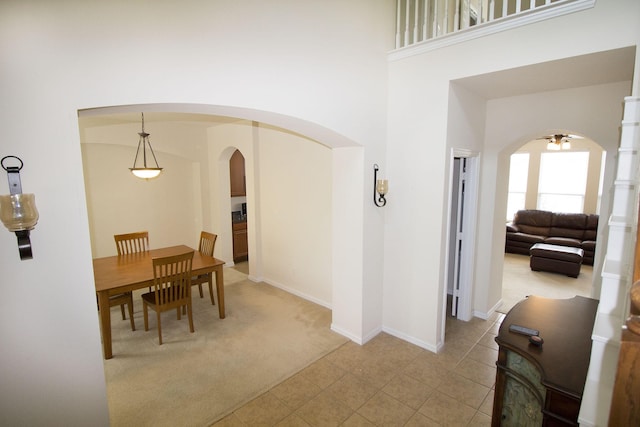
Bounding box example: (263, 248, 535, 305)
(198, 231, 217, 257)
(152, 251, 193, 306)
(114, 231, 149, 255)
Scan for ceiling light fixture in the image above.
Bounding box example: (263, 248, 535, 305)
(130, 113, 163, 179)
(543, 134, 575, 151)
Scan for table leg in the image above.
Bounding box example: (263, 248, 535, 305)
(97, 291, 113, 359)
(215, 267, 225, 319)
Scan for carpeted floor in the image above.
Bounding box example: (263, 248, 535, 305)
(103, 265, 348, 426)
(500, 252, 593, 314)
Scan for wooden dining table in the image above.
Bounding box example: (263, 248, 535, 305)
(93, 245, 226, 359)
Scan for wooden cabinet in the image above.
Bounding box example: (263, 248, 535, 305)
(232, 221, 248, 262)
(492, 296, 598, 426)
(230, 150, 246, 197)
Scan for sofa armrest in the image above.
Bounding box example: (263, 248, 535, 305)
(506, 222, 519, 233)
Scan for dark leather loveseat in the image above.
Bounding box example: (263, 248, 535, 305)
(505, 209, 598, 265)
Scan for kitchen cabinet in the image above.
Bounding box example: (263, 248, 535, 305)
(492, 295, 598, 426)
(230, 150, 246, 196)
(233, 221, 248, 262)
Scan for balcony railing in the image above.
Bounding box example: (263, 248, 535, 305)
(392, 0, 594, 55)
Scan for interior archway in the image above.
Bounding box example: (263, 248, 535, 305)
(498, 132, 607, 314)
(78, 103, 365, 343)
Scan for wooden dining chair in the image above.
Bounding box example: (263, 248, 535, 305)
(106, 293, 136, 331)
(109, 231, 150, 320)
(142, 251, 195, 345)
(115, 230, 151, 291)
(114, 231, 149, 255)
(192, 231, 218, 305)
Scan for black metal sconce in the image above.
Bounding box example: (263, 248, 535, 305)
(0, 156, 39, 260)
(373, 164, 388, 207)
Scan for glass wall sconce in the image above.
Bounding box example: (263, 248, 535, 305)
(0, 156, 39, 260)
(373, 164, 388, 207)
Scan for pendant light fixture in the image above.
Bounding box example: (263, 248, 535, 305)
(130, 113, 163, 179)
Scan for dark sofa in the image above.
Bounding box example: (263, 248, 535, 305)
(505, 209, 598, 265)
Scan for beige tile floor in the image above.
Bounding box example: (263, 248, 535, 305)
(213, 307, 504, 426)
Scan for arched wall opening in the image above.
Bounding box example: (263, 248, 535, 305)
(78, 102, 365, 342)
(498, 132, 608, 314)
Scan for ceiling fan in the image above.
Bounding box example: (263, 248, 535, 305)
(537, 133, 583, 150)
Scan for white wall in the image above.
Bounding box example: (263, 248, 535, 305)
(385, 0, 639, 350)
(257, 126, 333, 306)
(0, 1, 393, 424)
(81, 143, 200, 258)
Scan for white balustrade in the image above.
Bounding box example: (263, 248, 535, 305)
(393, 0, 580, 49)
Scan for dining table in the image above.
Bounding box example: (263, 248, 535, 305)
(93, 245, 226, 359)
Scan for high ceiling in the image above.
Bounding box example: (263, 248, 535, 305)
(453, 46, 635, 99)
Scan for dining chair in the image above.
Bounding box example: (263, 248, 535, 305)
(115, 230, 151, 292)
(142, 250, 195, 345)
(192, 231, 218, 305)
(105, 293, 136, 331)
(107, 231, 150, 321)
(114, 231, 149, 255)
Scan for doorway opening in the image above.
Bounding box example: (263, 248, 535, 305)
(499, 134, 605, 314)
(230, 149, 248, 264)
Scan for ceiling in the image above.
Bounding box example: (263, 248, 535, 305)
(452, 46, 635, 99)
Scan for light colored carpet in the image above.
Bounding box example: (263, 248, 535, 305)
(103, 266, 348, 426)
(500, 252, 593, 314)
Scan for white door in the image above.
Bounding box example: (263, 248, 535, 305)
(451, 157, 466, 317)
(445, 150, 479, 324)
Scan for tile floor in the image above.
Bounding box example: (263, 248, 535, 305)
(213, 308, 504, 426)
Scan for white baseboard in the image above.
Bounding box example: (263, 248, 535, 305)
(473, 298, 504, 320)
(330, 323, 364, 344)
(382, 326, 439, 353)
(261, 277, 331, 309)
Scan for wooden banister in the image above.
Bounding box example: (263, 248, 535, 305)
(608, 202, 640, 426)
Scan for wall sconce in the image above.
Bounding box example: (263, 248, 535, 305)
(373, 164, 388, 207)
(0, 156, 39, 260)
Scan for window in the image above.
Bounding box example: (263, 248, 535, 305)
(596, 151, 606, 213)
(538, 152, 590, 213)
(506, 153, 529, 221)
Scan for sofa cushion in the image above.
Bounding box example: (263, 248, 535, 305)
(549, 213, 588, 240)
(514, 209, 553, 227)
(552, 212, 588, 228)
(584, 214, 599, 240)
(548, 227, 585, 240)
(544, 237, 582, 248)
(582, 240, 596, 252)
(513, 210, 552, 236)
(508, 232, 546, 244)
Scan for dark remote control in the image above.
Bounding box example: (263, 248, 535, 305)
(509, 324, 539, 336)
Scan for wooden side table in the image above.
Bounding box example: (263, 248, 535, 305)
(492, 295, 598, 426)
